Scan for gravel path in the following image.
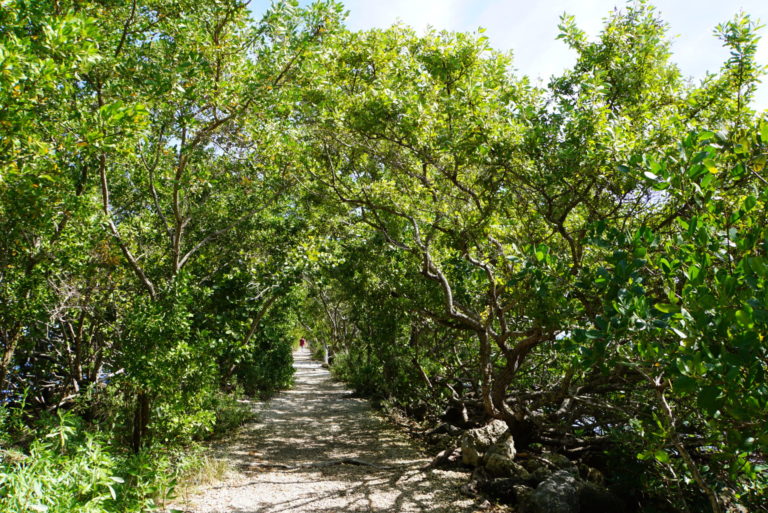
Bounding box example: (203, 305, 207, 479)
(172, 349, 477, 513)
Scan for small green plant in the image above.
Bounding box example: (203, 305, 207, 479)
(0, 412, 121, 513)
(0, 410, 192, 513)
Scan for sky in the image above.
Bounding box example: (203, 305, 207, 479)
(249, 0, 768, 111)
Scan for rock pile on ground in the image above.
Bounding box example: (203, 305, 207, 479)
(427, 419, 627, 513)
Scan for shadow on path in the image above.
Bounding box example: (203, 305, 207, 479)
(173, 350, 476, 513)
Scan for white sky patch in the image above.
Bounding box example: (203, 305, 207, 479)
(344, 0, 466, 31)
(249, 0, 768, 110)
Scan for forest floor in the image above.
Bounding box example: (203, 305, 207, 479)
(169, 349, 479, 512)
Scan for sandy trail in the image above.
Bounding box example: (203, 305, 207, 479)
(173, 349, 476, 512)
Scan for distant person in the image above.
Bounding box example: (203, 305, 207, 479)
(299, 338, 306, 350)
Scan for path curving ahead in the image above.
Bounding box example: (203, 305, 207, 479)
(174, 349, 476, 513)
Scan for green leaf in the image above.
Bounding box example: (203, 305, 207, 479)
(698, 386, 722, 415)
(747, 257, 767, 277)
(687, 164, 707, 180)
(654, 450, 670, 463)
(655, 303, 680, 314)
(673, 376, 698, 393)
(735, 309, 752, 327)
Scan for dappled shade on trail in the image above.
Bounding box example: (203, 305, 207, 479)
(175, 350, 475, 512)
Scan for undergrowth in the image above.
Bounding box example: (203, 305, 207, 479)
(0, 390, 256, 513)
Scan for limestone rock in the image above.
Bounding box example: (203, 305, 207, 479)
(479, 478, 533, 504)
(484, 453, 531, 479)
(539, 452, 574, 470)
(521, 457, 545, 473)
(528, 465, 551, 485)
(483, 432, 517, 461)
(481, 431, 520, 477)
(460, 420, 507, 466)
(513, 484, 534, 504)
(520, 469, 582, 513)
(520, 452, 574, 485)
(461, 444, 482, 467)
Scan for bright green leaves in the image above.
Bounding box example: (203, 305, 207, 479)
(636, 448, 671, 464)
(703, 158, 719, 174)
(594, 121, 768, 504)
(653, 449, 670, 464)
(734, 308, 753, 328)
(575, 97, 768, 510)
(654, 303, 680, 314)
(98, 101, 147, 126)
(0, 2, 100, 178)
(556, 13, 587, 50)
(0, 1, 353, 481)
(2, 2, 767, 511)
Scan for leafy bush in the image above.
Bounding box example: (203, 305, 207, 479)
(207, 391, 256, 438)
(331, 350, 386, 398)
(1, 412, 124, 513)
(0, 410, 207, 513)
(235, 305, 296, 398)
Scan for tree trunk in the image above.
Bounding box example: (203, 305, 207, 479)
(131, 391, 150, 453)
(0, 329, 21, 399)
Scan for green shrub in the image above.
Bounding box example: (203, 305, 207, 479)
(331, 350, 386, 398)
(235, 307, 295, 398)
(0, 411, 182, 513)
(208, 390, 256, 438)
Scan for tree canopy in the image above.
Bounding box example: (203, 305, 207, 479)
(1, 1, 766, 512)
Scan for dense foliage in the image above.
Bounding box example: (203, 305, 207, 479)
(1, 1, 766, 511)
(1, 0, 337, 510)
